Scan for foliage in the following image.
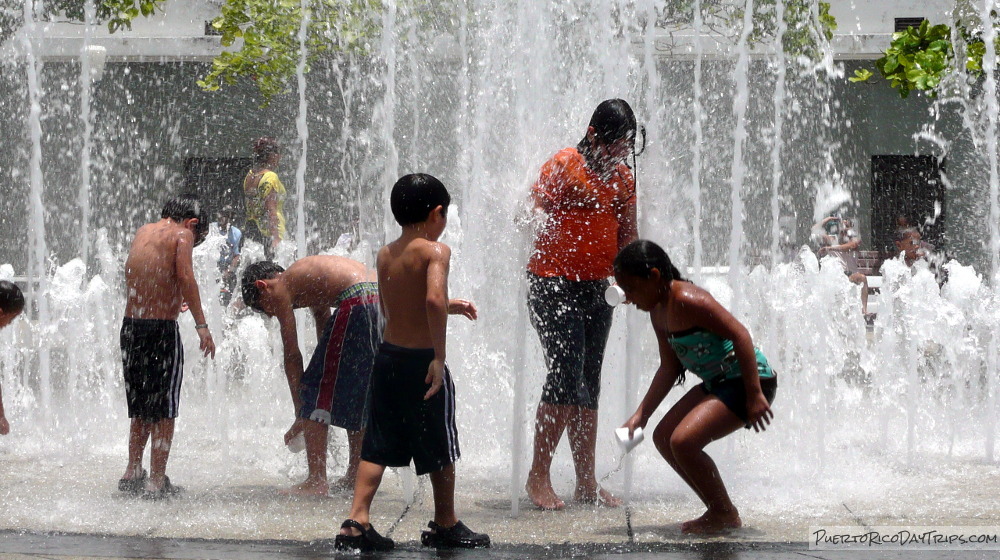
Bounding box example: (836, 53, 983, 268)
(750, 0, 837, 60)
(98, 0, 386, 102)
(197, 0, 384, 100)
(851, 20, 953, 98)
(654, 0, 837, 61)
(850, 5, 1000, 99)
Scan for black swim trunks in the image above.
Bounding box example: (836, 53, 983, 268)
(702, 375, 778, 429)
(120, 318, 184, 421)
(527, 273, 613, 409)
(361, 342, 460, 476)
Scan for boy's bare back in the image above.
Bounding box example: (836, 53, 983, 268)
(124, 219, 195, 320)
(282, 255, 374, 311)
(377, 236, 450, 350)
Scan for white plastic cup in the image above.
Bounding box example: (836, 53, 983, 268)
(614, 426, 644, 453)
(287, 432, 306, 453)
(605, 285, 626, 307)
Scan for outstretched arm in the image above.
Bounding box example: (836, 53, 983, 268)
(0, 381, 8, 435)
(623, 327, 682, 437)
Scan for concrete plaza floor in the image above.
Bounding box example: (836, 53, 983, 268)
(2, 448, 1000, 559)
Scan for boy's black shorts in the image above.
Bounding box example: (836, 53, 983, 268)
(361, 342, 460, 476)
(120, 318, 184, 421)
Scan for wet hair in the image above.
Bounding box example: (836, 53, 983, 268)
(0, 280, 25, 315)
(579, 99, 637, 149)
(614, 240, 688, 385)
(241, 261, 285, 313)
(390, 173, 451, 226)
(614, 240, 686, 283)
(218, 205, 236, 221)
(252, 137, 280, 166)
(161, 194, 208, 246)
(894, 227, 920, 244)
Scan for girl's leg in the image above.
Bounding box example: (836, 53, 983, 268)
(526, 402, 571, 510)
(651, 386, 716, 505)
(669, 397, 746, 533)
(568, 406, 621, 506)
(569, 291, 619, 506)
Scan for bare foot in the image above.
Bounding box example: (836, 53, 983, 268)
(330, 475, 355, 492)
(280, 478, 330, 497)
(574, 485, 623, 508)
(681, 509, 742, 534)
(525, 474, 565, 510)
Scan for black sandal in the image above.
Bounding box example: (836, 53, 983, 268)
(334, 519, 395, 551)
(420, 520, 491, 548)
(141, 475, 183, 500)
(118, 469, 147, 495)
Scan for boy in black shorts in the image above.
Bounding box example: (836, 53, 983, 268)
(119, 195, 216, 498)
(335, 174, 488, 551)
(0, 280, 25, 435)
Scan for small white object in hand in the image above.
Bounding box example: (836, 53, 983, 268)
(287, 432, 306, 453)
(605, 285, 626, 307)
(614, 426, 644, 453)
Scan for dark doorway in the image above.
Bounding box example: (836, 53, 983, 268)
(871, 155, 945, 255)
(183, 157, 252, 224)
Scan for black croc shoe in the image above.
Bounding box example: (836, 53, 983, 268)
(141, 476, 183, 500)
(420, 520, 491, 548)
(334, 519, 395, 552)
(118, 469, 147, 495)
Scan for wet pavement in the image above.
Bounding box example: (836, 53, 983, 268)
(2, 530, 1000, 559)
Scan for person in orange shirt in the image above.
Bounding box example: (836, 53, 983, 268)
(525, 99, 639, 510)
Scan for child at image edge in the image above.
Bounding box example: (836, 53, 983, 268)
(616, 239, 777, 534)
(0, 280, 26, 436)
(335, 173, 490, 551)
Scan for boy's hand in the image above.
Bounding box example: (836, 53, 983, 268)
(180, 302, 189, 313)
(424, 358, 445, 400)
(284, 418, 305, 445)
(198, 328, 216, 358)
(0, 415, 8, 435)
(447, 299, 478, 320)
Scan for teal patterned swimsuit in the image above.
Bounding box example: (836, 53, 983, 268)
(667, 327, 774, 391)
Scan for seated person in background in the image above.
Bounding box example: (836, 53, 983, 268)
(892, 228, 947, 286)
(814, 216, 870, 315)
(0, 280, 26, 435)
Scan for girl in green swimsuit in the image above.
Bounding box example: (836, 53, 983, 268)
(615, 240, 776, 535)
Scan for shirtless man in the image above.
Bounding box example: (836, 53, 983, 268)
(119, 194, 216, 498)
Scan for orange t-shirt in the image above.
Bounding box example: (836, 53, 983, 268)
(527, 148, 636, 281)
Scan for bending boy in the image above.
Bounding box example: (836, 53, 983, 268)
(241, 255, 380, 495)
(120, 195, 216, 498)
(335, 173, 488, 551)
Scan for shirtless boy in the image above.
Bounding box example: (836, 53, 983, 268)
(241, 255, 380, 495)
(0, 280, 25, 435)
(119, 195, 216, 498)
(335, 173, 488, 551)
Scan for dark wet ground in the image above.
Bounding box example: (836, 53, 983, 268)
(1, 531, 999, 560)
